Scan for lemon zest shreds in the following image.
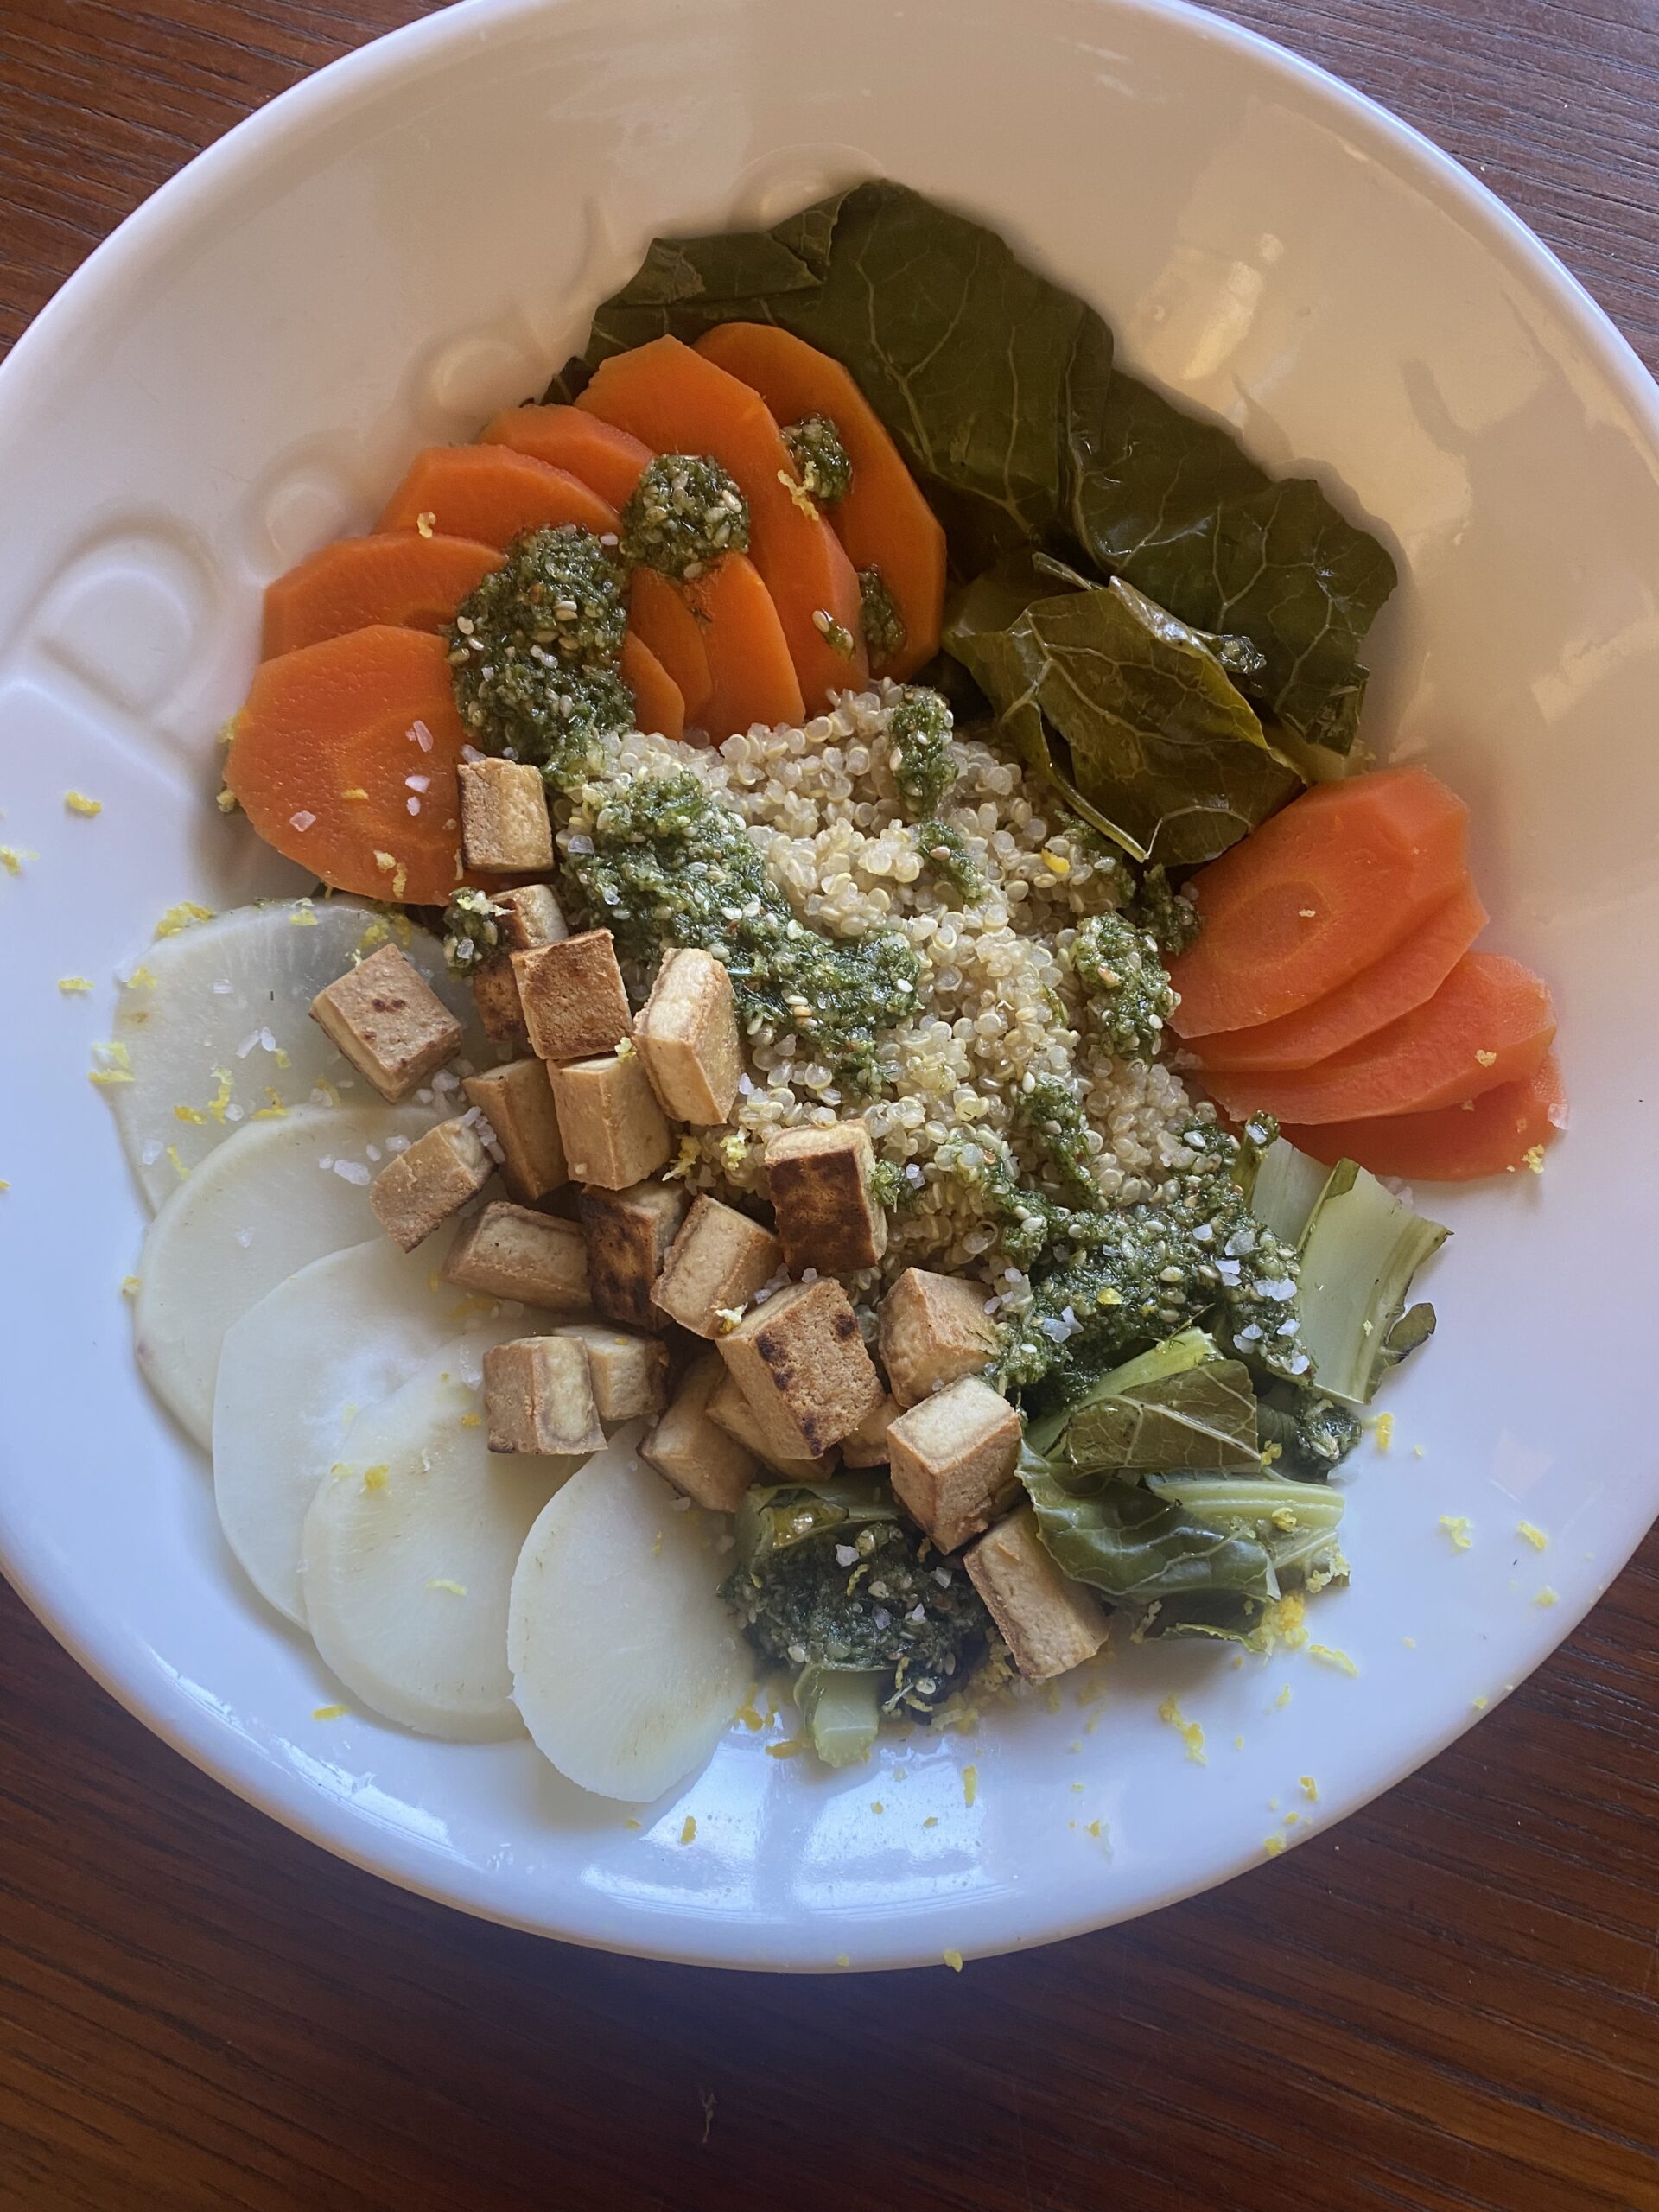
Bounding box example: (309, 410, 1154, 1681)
(1534, 1586, 1559, 1608)
(624, 1817, 642, 1831)
(1158, 1694, 1207, 1764)
(1517, 1521, 1548, 1551)
(1440, 1515, 1474, 1551)
(155, 900, 214, 937)
(361, 1465, 390, 1492)
(941, 1948, 964, 1973)
(962, 1764, 978, 1808)
(1372, 1412, 1394, 1452)
(1300, 1776, 1319, 1802)
(64, 790, 102, 816)
(835, 1953, 851, 1968)
(734, 1690, 765, 1732)
(207, 1067, 234, 1122)
(1308, 1643, 1358, 1675)
(765, 1737, 805, 1759)
(121, 1276, 140, 1297)
(312, 1705, 348, 1721)
(58, 976, 93, 995)
(166, 1144, 188, 1180)
(174, 1103, 207, 1124)
(459, 1411, 481, 1430)
(679, 1815, 697, 1845)
(0, 847, 35, 875)
(1263, 1834, 1285, 1857)
(122, 965, 159, 990)
(426, 1578, 467, 1596)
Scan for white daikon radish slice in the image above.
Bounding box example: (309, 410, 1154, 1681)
(213, 1238, 519, 1628)
(302, 1340, 570, 1739)
(508, 1444, 747, 1801)
(106, 899, 490, 1209)
(134, 1103, 435, 1446)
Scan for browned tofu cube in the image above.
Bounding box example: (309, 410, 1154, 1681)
(310, 943, 462, 1102)
(483, 1337, 605, 1459)
(652, 1196, 782, 1338)
(878, 1268, 998, 1408)
(554, 1323, 670, 1423)
(707, 1371, 838, 1478)
(462, 1058, 567, 1204)
(441, 1200, 589, 1313)
(493, 881, 567, 950)
(841, 1393, 898, 1468)
(964, 1508, 1108, 1682)
(763, 1122, 887, 1275)
(549, 1053, 671, 1190)
(716, 1277, 883, 1459)
(513, 930, 631, 1065)
(642, 1351, 759, 1513)
(576, 1179, 689, 1328)
(635, 949, 741, 1124)
(369, 1116, 493, 1252)
(887, 1376, 1021, 1553)
(472, 954, 528, 1047)
(459, 757, 554, 873)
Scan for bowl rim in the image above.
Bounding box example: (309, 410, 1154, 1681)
(3, 0, 1656, 1967)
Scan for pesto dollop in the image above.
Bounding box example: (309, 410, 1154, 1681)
(887, 685, 957, 815)
(1013, 1071, 1100, 1206)
(859, 564, 907, 674)
(913, 817, 982, 902)
(619, 453, 749, 582)
(782, 414, 853, 504)
(1132, 863, 1201, 955)
(447, 526, 631, 766)
(1069, 912, 1178, 1063)
(441, 887, 502, 974)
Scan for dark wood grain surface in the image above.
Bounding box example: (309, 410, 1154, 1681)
(2, 4, 1656, 2207)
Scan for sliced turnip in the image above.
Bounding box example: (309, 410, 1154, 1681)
(302, 1339, 572, 1739)
(105, 899, 490, 1209)
(213, 1238, 522, 1628)
(134, 1103, 436, 1446)
(508, 1446, 747, 1801)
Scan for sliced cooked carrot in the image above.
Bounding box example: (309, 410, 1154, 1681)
(1168, 767, 1471, 1036)
(1281, 1055, 1567, 1181)
(619, 632, 685, 743)
(1201, 951, 1555, 1126)
(629, 568, 713, 722)
(260, 532, 501, 659)
(480, 404, 651, 509)
(683, 551, 804, 737)
(694, 323, 946, 679)
(225, 626, 467, 907)
(1190, 882, 1488, 1073)
(374, 446, 619, 548)
(576, 336, 868, 709)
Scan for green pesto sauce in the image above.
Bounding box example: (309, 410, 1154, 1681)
(1069, 911, 1178, 1064)
(859, 565, 907, 675)
(887, 686, 957, 815)
(448, 526, 632, 766)
(913, 817, 982, 902)
(562, 767, 920, 1090)
(1132, 863, 1202, 956)
(619, 454, 749, 582)
(440, 887, 502, 975)
(1013, 1072, 1099, 1206)
(782, 414, 853, 504)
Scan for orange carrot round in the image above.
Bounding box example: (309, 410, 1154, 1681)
(693, 323, 946, 680)
(1281, 1055, 1567, 1181)
(261, 532, 501, 659)
(629, 568, 713, 722)
(682, 552, 804, 737)
(1168, 766, 1471, 1035)
(225, 626, 468, 906)
(480, 404, 652, 509)
(1200, 951, 1556, 1126)
(619, 632, 685, 743)
(576, 336, 867, 710)
(1189, 881, 1488, 1073)
(374, 446, 619, 548)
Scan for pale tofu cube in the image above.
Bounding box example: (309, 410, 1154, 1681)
(459, 757, 554, 872)
(310, 943, 461, 1102)
(576, 1178, 689, 1329)
(554, 1322, 670, 1423)
(964, 1507, 1108, 1682)
(493, 881, 567, 949)
(763, 1122, 887, 1275)
(717, 1277, 883, 1459)
(707, 1371, 838, 1478)
(887, 1376, 1021, 1553)
(472, 954, 528, 1047)
(441, 1199, 589, 1313)
(462, 1058, 567, 1204)
(483, 1337, 605, 1459)
(643, 1351, 759, 1513)
(513, 930, 631, 1065)
(549, 1053, 671, 1190)
(841, 1393, 898, 1468)
(369, 1116, 493, 1251)
(635, 949, 741, 1124)
(652, 1197, 782, 1338)
(878, 1268, 998, 1408)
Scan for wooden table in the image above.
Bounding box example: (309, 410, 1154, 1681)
(3, 4, 1656, 2206)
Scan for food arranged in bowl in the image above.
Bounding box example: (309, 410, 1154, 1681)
(108, 183, 1563, 1802)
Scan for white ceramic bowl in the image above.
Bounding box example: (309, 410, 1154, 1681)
(3, 0, 1656, 1971)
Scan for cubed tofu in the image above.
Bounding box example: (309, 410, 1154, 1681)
(763, 1122, 887, 1276)
(459, 757, 554, 873)
(549, 1053, 671, 1190)
(441, 1200, 589, 1313)
(634, 949, 742, 1124)
(493, 881, 567, 950)
(651, 1197, 782, 1338)
(513, 930, 631, 1065)
(462, 1058, 567, 1204)
(878, 1268, 998, 1408)
(472, 954, 528, 1047)
(310, 943, 462, 1102)
(369, 1116, 493, 1252)
(706, 1371, 839, 1478)
(841, 1393, 898, 1468)
(887, 1376, 1022, 1553)
(554, 1323, 670, 1423)
(643, 1351, 760, 1513)
(717, 1276, 883, 1459)
(482, 1337, 605, 1459)
(964, 1507, 1109, 1683)
(576, 1178, 689, 1329)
